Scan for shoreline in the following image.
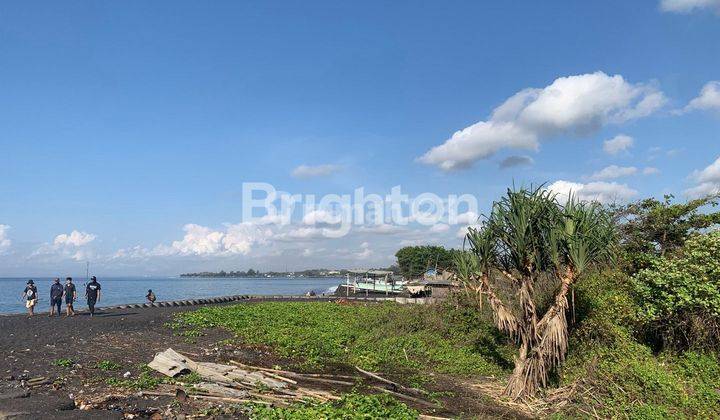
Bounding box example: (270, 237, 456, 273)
(0, 276, 344, 316)
(0, 292, 439, 317)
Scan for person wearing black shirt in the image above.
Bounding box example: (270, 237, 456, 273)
(49, 278, 63, 317)
(63, 277, 77, 317)
(22, 279, 38, 317)
(85, 276, 102, 317)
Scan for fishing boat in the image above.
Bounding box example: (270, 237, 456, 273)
(339, 269, 406, 296)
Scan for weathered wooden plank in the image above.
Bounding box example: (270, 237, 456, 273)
(148, 348, 191, 377)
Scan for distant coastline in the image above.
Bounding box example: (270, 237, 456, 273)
(179, 269, 348, 278)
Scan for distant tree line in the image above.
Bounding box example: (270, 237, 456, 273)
(180, 268, 397, 278)
(394, 245, 459, 279)
(180, 269, 262, 278)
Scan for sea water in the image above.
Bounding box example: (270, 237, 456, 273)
(0, 276, 341, 314)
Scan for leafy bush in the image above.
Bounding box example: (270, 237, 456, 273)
(175, 300, 512, 376)
(246, 393, 418, 419)
(633, 231, 720, 350)
(557, 270, 720, 418)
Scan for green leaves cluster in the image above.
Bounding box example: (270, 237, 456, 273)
(395, 246, 458, 279)
(635, 231, 720, 318)
(95, 360, 121, 371)
(633, 231, 720, 350)
(52, 358, 73, 368)
(464, 186, 616, 278)
(612, 194, 720, 272)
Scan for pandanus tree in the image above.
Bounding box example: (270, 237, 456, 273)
(455, 186, 615, 399)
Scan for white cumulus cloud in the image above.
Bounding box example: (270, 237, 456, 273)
(547, 180, 638, 204)
(682, 81, 720, 114)
(603, 134, 634, 155)
(456, 224, 483, 239)
(166, 223, 271, 256)
(274, 227, 326, 241)
(590, 165, 638, 180)
(660, 0, 720, 13)
(356, 224, 405, 235)
(453, 211, 480, 225)
(32, 230, 97, 261)
(685, 156, 720, 198)
(354, 242, 373, 260)
(291, 164, 342, 178)
(429, 223, 450, 233)
(54, 230, 96, 247)
(0, 225, 11, 254)
(302, 209, 341, 225)
(419, 72, 666, 170)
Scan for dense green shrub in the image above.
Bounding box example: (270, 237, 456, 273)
(557, 270, 720, 418)
(633, 231, 720, 350)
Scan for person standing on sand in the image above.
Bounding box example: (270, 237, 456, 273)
(49, 278, 63, 317)
(64, 277, 77, 317)
(22, 279, 38, 317)
(85, 276, 101, 317)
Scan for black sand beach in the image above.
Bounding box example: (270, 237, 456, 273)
(0, 304, 235, 419)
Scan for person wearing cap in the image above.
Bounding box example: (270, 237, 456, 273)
(63, 277, 77, 317)
(49, 278, 63, 317)
(22, 280, 38, 317)
(85, 276, 102, 317)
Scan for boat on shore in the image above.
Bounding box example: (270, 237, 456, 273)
(336, 269, 406, 296)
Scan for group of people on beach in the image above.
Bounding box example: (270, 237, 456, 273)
(21, 276, 102, 318)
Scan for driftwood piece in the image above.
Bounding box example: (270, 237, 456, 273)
(190, 394, 276, 405)
(193, 382, 250, 399)
(356, 366, 427, 396)
(294, 376, 355, 386)
(227, 360, 357, 384)
(148, 348, 191, 377)
(148, 349, 287, 390)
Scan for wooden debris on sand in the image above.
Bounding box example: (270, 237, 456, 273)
(149, 348, 287, 390)
(147, 348, 191, 377)
(147, 348, 440, 411)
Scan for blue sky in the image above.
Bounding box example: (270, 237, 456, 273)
(1, 0, 719, 276)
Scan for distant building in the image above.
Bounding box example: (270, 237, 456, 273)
(405, 269, 457, 298)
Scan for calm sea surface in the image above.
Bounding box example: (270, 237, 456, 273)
(0, 277, 342, 314)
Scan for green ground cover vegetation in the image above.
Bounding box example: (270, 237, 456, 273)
(170, 190, 720, 419)
(174, 298, 512, 378)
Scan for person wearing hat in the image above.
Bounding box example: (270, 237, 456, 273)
(49, 278, 63, 317)
(22, 280, 38, 317)
(63, 277, 77, 317)
(85, 276, 102, 317)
